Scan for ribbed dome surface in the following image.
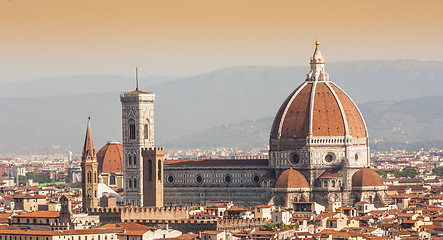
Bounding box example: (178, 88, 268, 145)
(270, 81, 367, 139)
(352, 168, 384, 187)
(270, 42, 367, 141)
(97, 142, 123, 173)
(274, 168, 309, 188)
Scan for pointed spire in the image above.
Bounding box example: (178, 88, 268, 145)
(82, 117, 96, 161)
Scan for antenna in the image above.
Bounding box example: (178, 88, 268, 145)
(135, 67, 139, 90)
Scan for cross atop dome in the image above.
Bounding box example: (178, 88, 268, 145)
(306, 39, 329, 82)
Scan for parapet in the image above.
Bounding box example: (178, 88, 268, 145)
(142, 147, 165, 156)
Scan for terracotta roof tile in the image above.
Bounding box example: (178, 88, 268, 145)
(14, 211, 59, 218)
(352, 168, 384, 187)
(97, 142, 123, 173)
(124, 89, 151, 95)
(274, 168, 309, 189)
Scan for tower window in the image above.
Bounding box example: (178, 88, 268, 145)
(128, 155, 132, 165)
(133, 156, 137, 165)
(144, 123, 149, 139)
(148, 160, 152, 180)
(87, 172, 92, 183)
(158, 160, 162, 180)
(128, 178, 132, 188)
(129, 119, 136, 140)
(133, 178, 138, 189)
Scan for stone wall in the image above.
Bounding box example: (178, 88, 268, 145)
(87, 206, 189, 224)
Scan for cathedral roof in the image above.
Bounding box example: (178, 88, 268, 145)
(318, 169, 342, 178)
(164, 159, 268, 168)
(274, 168, 309, 189)
(352, 168, 385, 187)
(270, 41, 367, 140)
(97, 141, 123, 173)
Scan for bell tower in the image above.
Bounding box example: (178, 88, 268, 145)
(120, 85, 155, 206)
(81, 118, 99, 210)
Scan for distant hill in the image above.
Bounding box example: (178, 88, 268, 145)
(0, 60, 442, 154)
(164, 96, 443, 151)
(0, 75, 175, 98)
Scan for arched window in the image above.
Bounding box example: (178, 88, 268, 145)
(133, 178, 137, 189)
(128, 155, 132, 165)
(158, 160, 162, 180)
(129, 119, 136, 140)
(144, 123, 149, 139)
(332, 180, 336, 187)
(110, 175, 116, 185)
(128, 178, 132, 188)
(369, 195, 373, 203)
(148, 160, 152, 180)
(87, 172, 92, 183)
(323, 181, 327, 187)
(133, 156, 137, 165)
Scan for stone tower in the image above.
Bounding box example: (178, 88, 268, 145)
(81, 119, 99, 210)
(59, 195, 73, 224)
(120, 87, 155, 206)
(142, 147, 164, 207)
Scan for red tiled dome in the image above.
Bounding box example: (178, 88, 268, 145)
(270, 81, 367, 139)
(270, 42, 367, 141)
(97, 141, 123, 173)
(352, 168, 384, 187)
(274, 168, 309, 189)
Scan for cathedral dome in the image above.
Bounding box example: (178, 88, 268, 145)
(270, 41, 367, 140)
(352, 168, 384, 187)
(274, 168, 309, 189)
(97, 141, 123, 173)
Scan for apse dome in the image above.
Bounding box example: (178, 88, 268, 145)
(352, 167, 384, 187)
(274, 168, 310, 189)
(270, 41, 367, 142)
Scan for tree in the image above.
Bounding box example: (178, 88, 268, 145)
(433, 167, 443, 176)
(377, 169, 387, 177)
(393, 168, 418, 178)
(25, 172, 52, 183)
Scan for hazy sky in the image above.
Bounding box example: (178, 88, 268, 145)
(0, 0, 442, 83)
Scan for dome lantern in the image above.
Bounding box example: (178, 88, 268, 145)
(307, 39, 329, 82)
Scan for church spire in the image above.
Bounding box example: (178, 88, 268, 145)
(306, 39, 329, 82)
(82, 117, 96, 161)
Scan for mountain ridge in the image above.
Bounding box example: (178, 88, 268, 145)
(0, 60, 441, 154)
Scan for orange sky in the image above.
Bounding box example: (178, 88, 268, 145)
(0, 0, 442, 82)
